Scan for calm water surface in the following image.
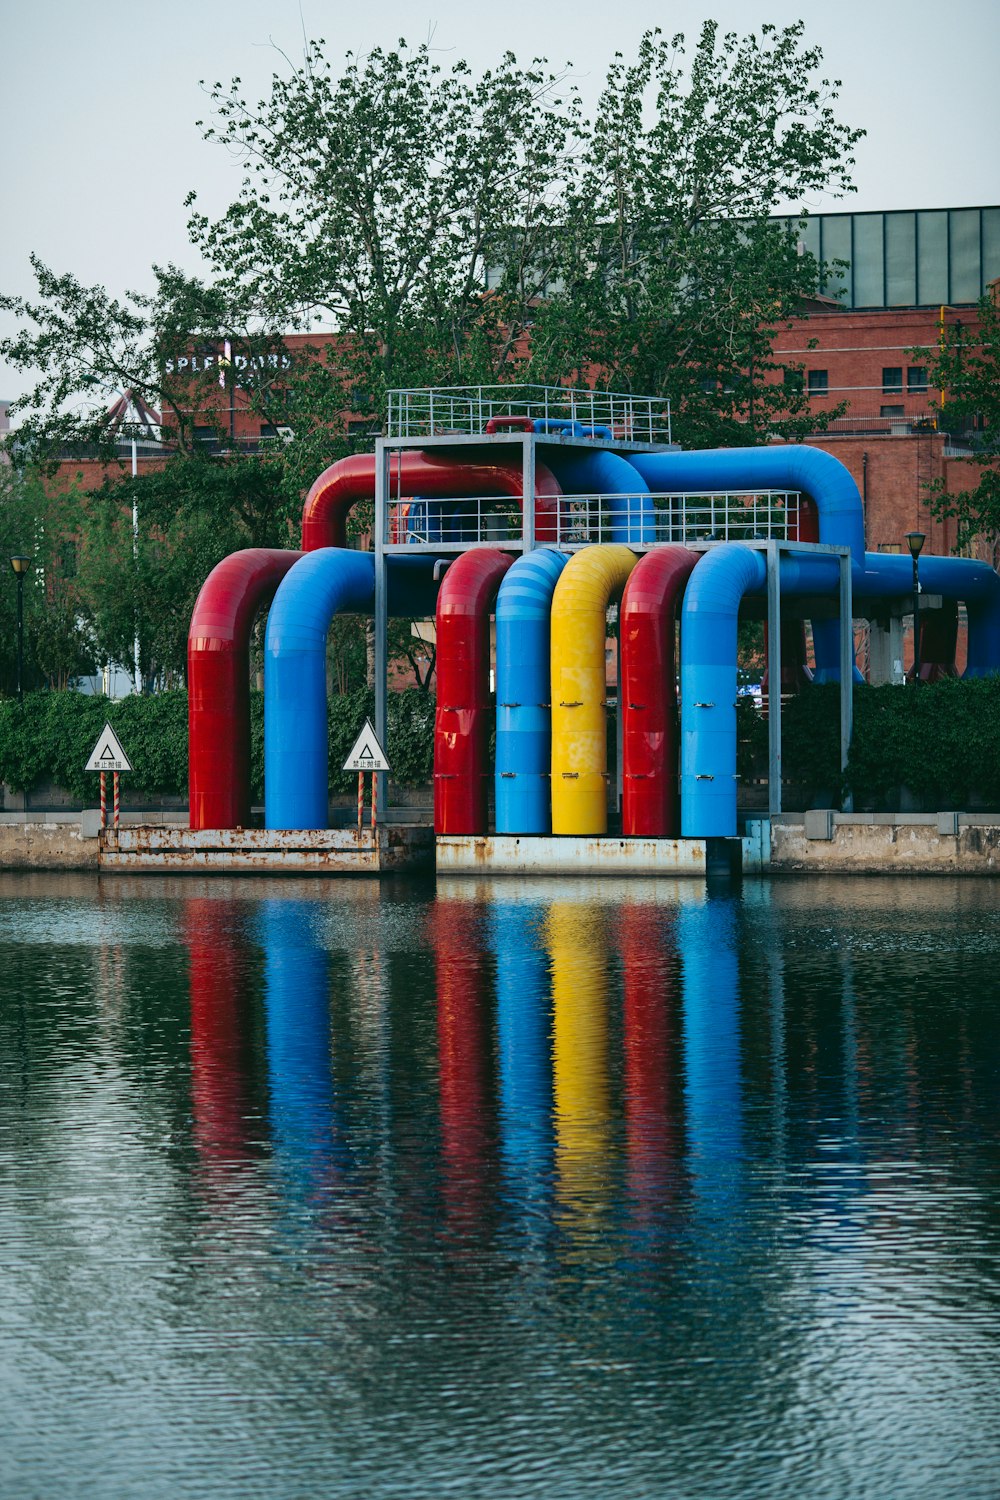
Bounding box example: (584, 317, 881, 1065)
(1, 871, 998, 1498)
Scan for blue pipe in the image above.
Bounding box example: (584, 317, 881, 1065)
(628, 446, 866, 564)
(542, 447, 655, 544)
(495, 549, 567, 833)
(264, 550, 439, 830)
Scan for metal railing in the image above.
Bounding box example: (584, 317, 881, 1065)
(385, 490, 800, 549)
(386, 385, 672, 445)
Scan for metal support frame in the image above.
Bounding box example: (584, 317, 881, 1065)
(374, 438, 390, 818)
(758, 540, 853, 819)
(766, 542, 782, 817)
(521, 433, 536, 554)
(838, 552, 854, 813)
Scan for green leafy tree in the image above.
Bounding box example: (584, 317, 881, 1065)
(187, 40, 582, 398)
(532, 22, 862, 444)
(0, 467, 96, 694)
(916, 294, 1000, 554)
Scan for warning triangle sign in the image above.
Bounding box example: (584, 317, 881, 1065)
(85, 722, 133, 773)
(342, 718, 391, 773)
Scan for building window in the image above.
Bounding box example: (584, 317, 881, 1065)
(807, 369, 829, 395)
(61, 542, 77, 578)
(783, 368, 804, 395)
(907, 365, 928, 391)
(882, 367, 903, 393)
(880, 405, 905, 418)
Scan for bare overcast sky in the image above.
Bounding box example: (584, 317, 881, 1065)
(2, 0, 998, 401)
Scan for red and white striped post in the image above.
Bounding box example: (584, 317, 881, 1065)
(100, 772, 107, 829)
(113, 771, 120, 830)
(357, 770, 364, 842)
(371, 771, 378, 841)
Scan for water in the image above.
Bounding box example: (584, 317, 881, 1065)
(1, 871, 998, 1499)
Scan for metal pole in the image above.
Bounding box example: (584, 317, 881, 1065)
(839, 551, 854, 812)
(521, 432, 536, 553)
(766, 541, 782, 817)
(374, 440, 389, 818)
(132, 429, 141, 692)
(912, 553, 921, 685)
(15, 572, 24, 704)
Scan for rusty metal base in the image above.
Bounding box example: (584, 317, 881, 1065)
(435, 833, 709, 877)
(100, 825, 434, 875)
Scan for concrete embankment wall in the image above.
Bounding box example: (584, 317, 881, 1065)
(770, 813, 1000, 875)
(0, 813, 187, 871)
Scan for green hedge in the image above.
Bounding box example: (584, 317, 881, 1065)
(0, 687, 436, 803)
(781, 678, 1000, 809)
(6, 679, 1000, 811)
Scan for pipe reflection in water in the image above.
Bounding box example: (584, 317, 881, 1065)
(185, 896, 261, 1196)
(678, 893, 744, 1218)
(428, 898, 496, 1239)
(490, 896, 553, 1228)
(619, 899, 684, 1230)
(547, 900, 614, 1250)
(259, 899, 344, 1194)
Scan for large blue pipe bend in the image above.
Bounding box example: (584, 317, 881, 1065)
(265, 549, 375, 829)
(495, 548, 568, 833)
(628, 447, 866, 564)
(543, 447, 655, 545)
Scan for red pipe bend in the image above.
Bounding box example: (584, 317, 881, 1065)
(188, 547, 302, 829)
(620, 547, 698, 838)
(434, 548, 513, 835)
(301, 451, 561, 550)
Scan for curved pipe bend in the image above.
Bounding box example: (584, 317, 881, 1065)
(301, 450, 562, 550)
(544, 447, 655, 545)
(628, 446, 866, 564)
(435, 549, 513, 835)
(551, 544, 638, 836)
(264, 549, 376, 830)
(495, 548, 568, 834)
(188, 547, 303, 830)
(620, 546, 698, 837)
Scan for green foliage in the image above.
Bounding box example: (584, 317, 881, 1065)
(915, 295, 1000, 552)
(779, 679, 1000, 810)
(0, 468, 96, 694)
(0, 691, 188, 801)
(0, 687, 435, 804)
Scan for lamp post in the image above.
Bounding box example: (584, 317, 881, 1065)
(905, 531, 925, 684)
(9, 555, 31, 702)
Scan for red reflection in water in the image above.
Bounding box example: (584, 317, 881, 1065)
(620, 902, 682, 1216)
(186, 899, 256, 1177)
(428, 901, 494, 1236)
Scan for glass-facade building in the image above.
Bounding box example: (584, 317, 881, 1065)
(783, 206, 1000, 309)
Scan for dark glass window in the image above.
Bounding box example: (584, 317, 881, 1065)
(907, 366, 928, 392)
(61, 542, 77, 578)
(882, 368, 903, 394)
(880, 405, 905, 418)
(807, 369, 829, 394)
(783, 368, 804, 394)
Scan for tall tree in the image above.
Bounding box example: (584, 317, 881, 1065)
(186, 40, 582, 397)
(532, 22, 863, 443)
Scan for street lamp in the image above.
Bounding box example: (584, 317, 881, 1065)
(905, 531, 925, 684)
(9, 555, 31, 702)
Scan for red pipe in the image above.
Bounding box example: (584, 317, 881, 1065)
(434, 548, 513, 835)
(620, 547, 698, 837)
(300, 450, 561, 550)
(911, 597, 959, 682)
(188, 548, 302, 829)
(485, 415, 534, 433)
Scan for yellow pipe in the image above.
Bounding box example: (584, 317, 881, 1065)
(550, 545, 637, 834)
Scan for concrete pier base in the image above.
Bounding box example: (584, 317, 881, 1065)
(99, 825, 434, 875)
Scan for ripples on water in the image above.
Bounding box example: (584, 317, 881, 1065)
(1, 871, 998, 1498)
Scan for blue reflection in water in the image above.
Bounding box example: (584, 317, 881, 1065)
(258, 899, 345, 1192)
(678, 894, 744, 1214)
(490, 898, 553, 1224)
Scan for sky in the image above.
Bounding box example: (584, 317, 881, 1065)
(2, 0, 998, 404)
